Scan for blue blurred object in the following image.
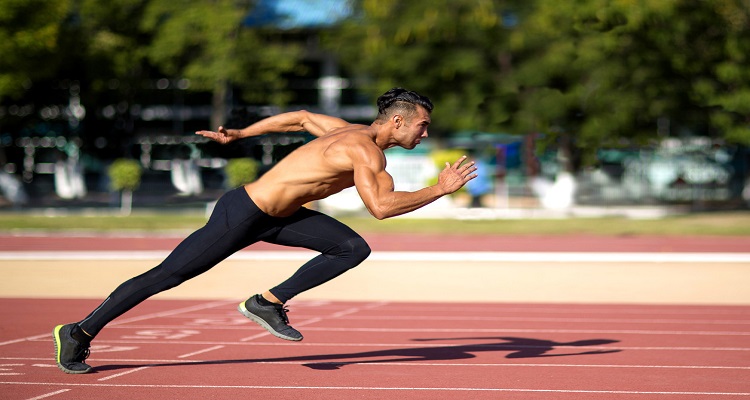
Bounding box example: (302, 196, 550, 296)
(245, 0, 352, 29)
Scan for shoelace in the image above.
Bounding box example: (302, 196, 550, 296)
(79, 347, 91, 362)
(74, 343, 91, 363)
(274, 305, 291, 325)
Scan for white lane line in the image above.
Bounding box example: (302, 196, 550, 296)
(2, 250, 750, 263)
(0, 334, 51, 347)
(238, 332, 271, 342)
(239, 302, 386, 342)
(346, 305, 750, 317)
(24, 389, 71, 400)
(239, 308, 361, 341)
(2, 357, 749, 371)
(343, 315, 750, 325)
(178, 345, 224, 359)
(2, 381, 749, 396)
(368, 251, 750, 263)
(0, 300, 233, 363)
(0, 364, 23, 376)
(297, 326, 750, 336)
(329, 307, 362, 319)
(108, 300, 236, 327)
(239, 316, 323, 342)
(97, 365, 152, 381)
(239, 305, 370, 342)
(253, 361, 750, 370)
(23, 337, 750, 351)
(3, 302, 231, 386)
(132, 315, 750, 326)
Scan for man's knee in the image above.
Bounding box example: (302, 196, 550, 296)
(349, 237, 371, 263)
(331, 236, 370, 265)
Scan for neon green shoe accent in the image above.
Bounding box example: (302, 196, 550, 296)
(53, 325, 63, 364)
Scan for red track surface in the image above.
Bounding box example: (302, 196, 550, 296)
(1, 234, 749, 399)
(1, 298, 749, 399)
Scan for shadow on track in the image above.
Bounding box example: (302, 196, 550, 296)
(93, 336, 621, 372)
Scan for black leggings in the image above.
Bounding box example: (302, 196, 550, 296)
(79, 187, 371, 337)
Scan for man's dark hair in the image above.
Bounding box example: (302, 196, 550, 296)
(375, 88, 433, 122)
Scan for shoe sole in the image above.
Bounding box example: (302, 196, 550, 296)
(52, 325, 92, 374)
(237, 302, 303, 341)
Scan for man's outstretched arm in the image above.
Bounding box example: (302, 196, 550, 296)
(354, 153, 477, 220)
(196, 110, 349, 144)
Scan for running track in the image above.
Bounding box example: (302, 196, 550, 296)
(1, 233, 749, 399)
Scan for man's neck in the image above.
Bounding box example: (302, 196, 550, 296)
(371, 123, 397, 150)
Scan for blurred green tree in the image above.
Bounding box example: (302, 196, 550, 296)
(1, 0, 301, 141)
(224, 157, 259, 188)
(0, 0, 72, 100)
(141, 0, 302, 129)
(108, 158, 142, 215)
(508, 0, 750, 166)
(328, 0, 750, 169)
(75, 0, 151, 88)
(326, 0, 525, 134)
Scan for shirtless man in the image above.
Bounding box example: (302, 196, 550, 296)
(53, 87, 477, 374)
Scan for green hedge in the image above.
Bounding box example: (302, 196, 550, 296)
(108, 159, 142, 192)
(225, 158, 259, 188)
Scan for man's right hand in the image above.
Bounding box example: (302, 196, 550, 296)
(437, 155, 477, 194)
(195, 126, 242, 144)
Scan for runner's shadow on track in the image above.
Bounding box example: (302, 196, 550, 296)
(94, 336, 620, 372)
(296, 337, 621, 370)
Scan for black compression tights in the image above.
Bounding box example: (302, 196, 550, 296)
(78, 187, 371, 337)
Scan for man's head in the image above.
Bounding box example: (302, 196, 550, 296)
(374, 88, 433, 123)
(374, 88, 433, 149)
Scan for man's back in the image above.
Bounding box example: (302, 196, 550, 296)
(245, 124, 381, 217)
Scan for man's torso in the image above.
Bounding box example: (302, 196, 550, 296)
(245, 124, 382, 216)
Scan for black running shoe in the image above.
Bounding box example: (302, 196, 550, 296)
(238, 295, 303, 341)
(53, 324, 92, 374)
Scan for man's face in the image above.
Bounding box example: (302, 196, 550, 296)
(396, 106, 431, 149)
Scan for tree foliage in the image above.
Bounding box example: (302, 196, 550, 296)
(327, 0, 518, 134)
(108, 158, 142, 192)
(328, 0, 750, 163)
(2, 0, 749, 167)
(141, 0, 302, 127)
(224, 157, 259, 188)
(508, 0, 750, 154)
(0, 0, 71, 99)
(0, 0, 302, 141)
(75, 0, 151, 84)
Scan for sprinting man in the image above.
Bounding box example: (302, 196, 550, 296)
(53, 87, 477, 374)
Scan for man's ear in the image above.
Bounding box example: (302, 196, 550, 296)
(392, 114, 403, 128)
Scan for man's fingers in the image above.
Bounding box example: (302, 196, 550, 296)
(452, 155, 468, 169)
(195, 130, 214, 138)
(195, 130, 229, 144)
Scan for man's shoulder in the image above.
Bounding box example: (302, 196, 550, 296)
(323, 128, 383, 161)
(326, 125, 376, 145)
(328, 122, 373, 135)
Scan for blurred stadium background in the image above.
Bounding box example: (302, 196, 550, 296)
(1, 0, 749, 218)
